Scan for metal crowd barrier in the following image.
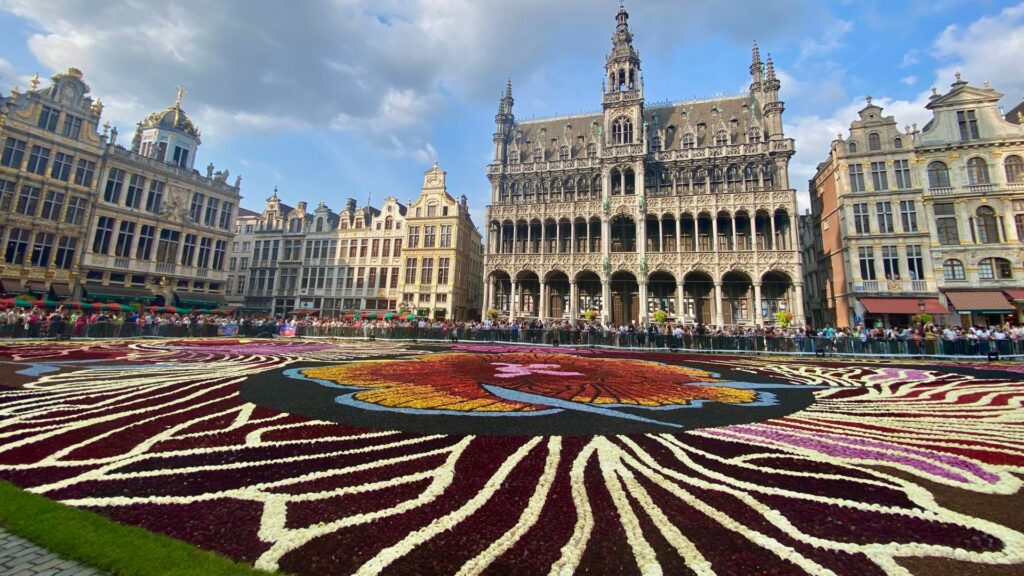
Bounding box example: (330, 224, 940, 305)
(0, 323, 1020, 357)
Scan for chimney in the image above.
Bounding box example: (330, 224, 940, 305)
(345, 198, 357, 212)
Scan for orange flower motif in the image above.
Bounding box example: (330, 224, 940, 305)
(301, 353, 756, 413)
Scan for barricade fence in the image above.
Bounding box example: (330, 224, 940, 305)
(2, 323, 1021, 357)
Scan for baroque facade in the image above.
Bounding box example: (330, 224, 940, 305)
(805, 76, 1024, 329)
(0, 68, 240, 307)
(483, 6, 803, 326)
(232, 163, 483, 321)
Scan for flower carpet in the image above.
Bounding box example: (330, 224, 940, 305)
(0, 339, 1022, 576)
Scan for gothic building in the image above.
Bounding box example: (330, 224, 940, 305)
(484, 6, 804, 326)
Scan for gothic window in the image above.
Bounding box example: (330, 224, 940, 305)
(714, 131, 728, 146)
(927, 161, 950, 188)
(559, 145, 570, 160)
(727, 165, 742, 190)
(586, 142, 597, 158)
(1006, 155, 1024, 183)
(681, 133, 695, 149)
(747, 128, 761, 143)
(508, 150, 519, 164)
(650, 136, 661, 151)
(612, 117, 633, 145)
(966, 157, 990, 185)
(868, 132, 881, 151)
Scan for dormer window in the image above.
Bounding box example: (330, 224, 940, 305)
(682, 133, 695, 149)
(586, 143, 597, 157)
(172, 145, 190, 168)
(533, 148, 543, 162)
(747, 129, 761, 144)
(650, 136, 661, 151)
(957, 110, 979, 140)
(427, 203, 437, 217)
(868, 133, 881, 151)
(848, 142, 858, 154)
(559, 146, 570, 160)
(714, 131, 728, 146)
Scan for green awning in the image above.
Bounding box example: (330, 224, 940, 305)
(366, 312, 378, 319)
(84, 285, 157, 304)
(383, 313, 394, 319)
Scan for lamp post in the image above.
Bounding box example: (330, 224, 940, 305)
(918, 298, 925, 313)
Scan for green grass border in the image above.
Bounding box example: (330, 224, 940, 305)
(0, 481, 278, 576)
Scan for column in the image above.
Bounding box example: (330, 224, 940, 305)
(511, 280, 519, 318)
(512, 223, 518, 254)
(714, 281, 724, 326)
(638, 280, 648, 324)
(754, 282, 763, 327)
(711, 216, 719, 251)
(693, 218, 699, 251)
(732, 216, 738, 251)
(676, 216, 682, 252)
(956, 201, 972, 244)
(657, 218, 663, 252)
(570, 221, 576, 254)
(677, 282, 687, 323)
(569, 281, 578, 320)
(602, 218, 611, 254)
(555, 222, 562, 254)
(601, 278, 611, 324)
(769, 213, 777, 251)
(527, 222, 533, 253)
(539, 281, 548, 319)
(793, 282, 806, 327)
(483, 279, 491, 312)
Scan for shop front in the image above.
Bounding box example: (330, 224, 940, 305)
(856, 297, 948, 328)
(942, 290, 1015, 328)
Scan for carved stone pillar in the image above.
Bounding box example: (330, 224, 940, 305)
(793, 282, 805, 327)
(569, 281, 578, 320)
(539, 280, 548, 319)
(638, 280, 648, 324)
(714, 281, 724, 326)
(677, 282, 687, 324)
(753, 282, 763, 326)
(511, 280, 519, 318)
(601, 277, 611, 324)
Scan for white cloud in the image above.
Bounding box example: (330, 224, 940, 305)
(900, 75, 918, 86)
(797, 19, 853, 64)
(900, 50, 920, 68)
(931, 2, 1024, 101)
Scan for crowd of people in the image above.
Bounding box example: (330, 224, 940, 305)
(2, 305, 1022, 356)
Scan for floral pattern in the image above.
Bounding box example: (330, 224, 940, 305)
(0, 340, 1022, 575)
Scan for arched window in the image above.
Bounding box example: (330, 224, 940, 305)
(868, 132, 881, 151)
(967, 157, 990, 185)
(427, 203, 437, 217)
(558, 145, 570, 160)
(943, 259, 965, 280)
(726, 165, 742, 190)
(893, 137, 903, 149)
(848, 142, 858, 153)
(612, 117, 633, 145)
(927, 161, 950, 188)
(355, 218, 363, 229)
(586, 142, 597, 158)
(532, 148, 543, 162)
(1005, 155, 1024, 183)
(979, 257, 1013, 280)
(976, 206, 999, 244)
(385, 216, 393, 229)
(681, 133, 695, 149)
(714, 131, 729, 146)
(315, 218, 323, 232)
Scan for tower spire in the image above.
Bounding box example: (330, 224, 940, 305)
(765, 54, 777, 82)
(750, 41, 763, 81)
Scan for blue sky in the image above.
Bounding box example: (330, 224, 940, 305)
(1, 0, 1022, 220)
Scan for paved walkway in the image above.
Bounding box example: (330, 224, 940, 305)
(0, 527, 105, 576)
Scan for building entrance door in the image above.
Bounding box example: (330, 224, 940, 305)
(610, 272, 639, 326)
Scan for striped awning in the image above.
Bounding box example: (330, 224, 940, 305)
(943, 291, 1013, 313)
(859, 297, 947, 315)
(1003, 289, 1024, 302)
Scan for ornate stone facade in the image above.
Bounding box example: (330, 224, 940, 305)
(483, 6, 803, 326)
(0, 68, 240, 307)
(807, 77, 1024, 328)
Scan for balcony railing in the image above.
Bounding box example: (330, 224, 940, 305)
(855, 279, 933, 293)
(928, 186, 954, 196)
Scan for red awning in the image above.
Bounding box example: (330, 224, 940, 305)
(943, 291, 1013, 313)
(859, 297, 948, 315)
(1003, 289, 1024, 302)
